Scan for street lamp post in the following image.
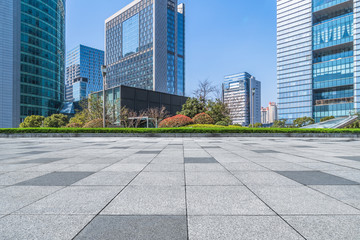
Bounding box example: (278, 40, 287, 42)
(252, 88, 256, 127)
(101, 65, 107, 128)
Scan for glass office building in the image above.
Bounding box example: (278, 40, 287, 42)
(20, 0, 66, 121)
(0, 0, 65, 127)
(223, 72, 261, 126)
(277, 0, 360, 123)
(105, 0, 185, 96)
(65, 45, 104, 102)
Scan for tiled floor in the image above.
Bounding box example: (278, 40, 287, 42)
(0, 137, 360, 240)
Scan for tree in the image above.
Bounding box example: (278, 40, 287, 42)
(272, 119, 287, 128)
(206, 99, 231, 124)
(177, 98, 206, 118)
(43, 114, 69, 128)
(193, 79, 217, 103)
(320, 116, 335, 122)
(145, 106, 170, 127)
(19, 115, 45, 128)
(293, 117, 315, 128)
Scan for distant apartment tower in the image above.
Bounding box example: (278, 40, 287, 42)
(223, 72, 261, 126)
(277, 0, 360, 123)
(0, 0, 65, 128)
(261, 102, 278, 124)
(105, 0, 185, 96)
(65, 45, 104, 102)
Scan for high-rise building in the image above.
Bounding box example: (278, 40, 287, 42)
(277, 0, 359, 123)
(105, 0, 185, 96)
(65, 45, 105, 102)
(0, 0, 66, 128)
(0, 0, 20, 128)
(223, 72, 261, 126)
(261, 102, 278, 124)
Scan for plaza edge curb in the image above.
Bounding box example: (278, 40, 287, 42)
(0, 133, 359, 138)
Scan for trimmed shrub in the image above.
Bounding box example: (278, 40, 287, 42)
(43, 114, 68, 128)
(215, 121, 228, 126)
(19, 115, 45, 128)
(158, 115, 193, 128)
(64, 123, 83, 128)
(192, 113, 215, 125)
(83, 119, 110, 128)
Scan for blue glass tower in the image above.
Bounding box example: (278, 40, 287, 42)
(105, 0, 185, 96)
(278, 0, 359, 123)
(65, 45, 105, 102)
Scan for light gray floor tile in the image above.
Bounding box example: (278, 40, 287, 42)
(102, 163, 147, 172)
(186, 186, 274, 215)
(73, 171, 137, 186)
(234, 171, 302, 187)
(18, 163, 73, 172)
(312, 185, 360, 209)
(222, 162, 268, 171)
(18, 186, 121, 214)
(59, 164, 110, 172)
(284, 216, 360, 240)
(101, 186, 186, 215)
(186, 171, 241, 186)
(185, 164, 226, 172)
(131, 172, 184, 186)
(0, 186, 61, 214)
(16, 172, 95, 186)
(276, 171, 359, 185)
(75, 215, 187, 240)
(188, 216, 303, 240)
(338, 156, 360, 162)
(251, 186, 360, 215)
(0, 214, 93, 240)
(0, 171, 51, 186)
(0, 164, 38, 172)
(258, 162, 312, 171)
(18, 158, 63, 164)
(252, 150, 280, 154)
(144, 163, 184, 172)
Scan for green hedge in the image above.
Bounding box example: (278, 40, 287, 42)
(1, 127, 360, 134)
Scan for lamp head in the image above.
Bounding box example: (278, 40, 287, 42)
(101, 65, 107, 78)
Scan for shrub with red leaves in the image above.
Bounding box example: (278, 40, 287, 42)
(192, 113, 215, 125)
(158, 115, 193, 128)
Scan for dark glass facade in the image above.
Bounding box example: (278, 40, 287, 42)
(20, 0, 65, 121)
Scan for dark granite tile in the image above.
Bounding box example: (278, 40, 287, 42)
(16, 172, 95, 186)
(185, 158, 218, 164)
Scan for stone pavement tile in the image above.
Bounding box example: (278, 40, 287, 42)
(283, 216, 360, 240)
(136, 150, 161, 154)
(188, 216, 303, 240)
(252, 150, 280, 154)
(0, 214, 93, 240)
(59, 164, 110, 172)
(276, 171, 359, 185)
(185, 157, 218, 164)
(0, 186, 61, 214)
(338, 156, 360, 162)
(75, 215, 187, 240)
(101, 186, 186, 215)
(16, 172, 95, 186)
(258, 162, 313, 171)
(18, 158, 63, 164)
(186, 171, 241, 186)
(144, 163, 184, 172)
(151, 156, 185, 164)
(18, 163, 73, 172)
(19, 151, 49, 155)
(185, 163, 226, 172)
(251, 186, 360, 215)
(298, 162, 353, 171)
(186, 186, 274, 215)
(101, 163, 147, 172)
(110, 147, 129, 149)
(120, 155, 155, 164)
(84, 158, 122, 165)
(234, 171, 302, 187)
(73, 171, 137, 186)
(0, 164, 37, 172)
(18, 186, 121, 214)
(131, 172, 184, 186)
(312, 185, 360, 209)
(222, 162, 268, 171)
(324, 170, 360, 183)
(0, 171, 51, 186)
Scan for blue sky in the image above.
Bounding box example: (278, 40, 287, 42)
(66, 0, 277, 106)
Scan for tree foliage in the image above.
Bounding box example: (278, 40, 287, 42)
(19, 115, 45, 128)
(272, 119, 287, 128)
(320, 116, 335, 122)
(292, 117, 315, 128)
(177, 98, 206, 118)
(43, 114, 69, 128)
(158, 115, 193, 128)
(206, 99, 231, 124)
(192, 113, 215, 125)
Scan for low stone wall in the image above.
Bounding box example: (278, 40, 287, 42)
(0, 133, 359, 138)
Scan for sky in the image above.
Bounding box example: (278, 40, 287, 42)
(66, 0, 277, 107)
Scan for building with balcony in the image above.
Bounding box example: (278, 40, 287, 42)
(277, 0, 359, 123)
(223, 72, 261, 126)
(105, 0, 185, 96)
